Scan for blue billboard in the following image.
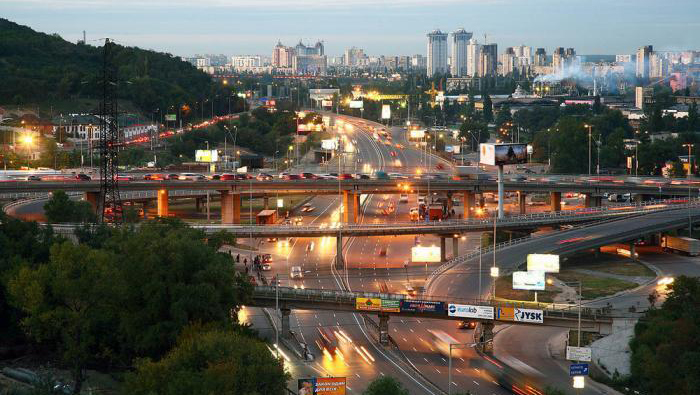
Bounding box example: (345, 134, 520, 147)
(400, 300, 446, 314)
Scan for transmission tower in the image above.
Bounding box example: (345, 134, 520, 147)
(98, 38, 123, 223)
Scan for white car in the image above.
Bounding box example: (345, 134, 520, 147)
(290, 266, 303, 279)
(178, 173, 205, 180)
(262, 262, 271, 271)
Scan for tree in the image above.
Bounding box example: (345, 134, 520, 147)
(43, 190, 95, 223)
(688, 102, 699, 132)
(482, 93, 493, 123)
(362, 376, 409, 395)
(8, 242, 118, 394)
(549, 118, 588, 174)
(629, 276, 700, 394)
(123, 326, 289, 395)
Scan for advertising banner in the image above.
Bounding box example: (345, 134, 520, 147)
(321, 139, 338, 150)
(479, 143, 528, 166)
(400, 300, 446, 314)
(512, 271, 546, 291)
(381, 104, 391, 119)
(195, 149, 218, 163)
(447, 304, 494, 320)
(165, 114, 177, 122)
(445, 145, 453, 153)
(409, 129, 426, 140)
(349, 100, 364, 109)
(566, 346, 592, 362)
(514, 308, 544, 324)
(452, 145, 461, 154)
(356, 297, 382, 311)
(411, 246, 441, 263)
(496, 307, 514, 321)
(527, 254, 560, 273)
(322, 100, 333, 107)
(298, 377, 346, 395)
(355, 298, 400, 312)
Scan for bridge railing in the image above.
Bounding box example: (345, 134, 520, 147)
(252, 286, 628, 320)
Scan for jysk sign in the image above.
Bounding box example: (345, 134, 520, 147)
(448, 304, 494, 320)
(514, 308, 543, 324)
(569, 363, 589, 376)
(400, 300, 445, 314)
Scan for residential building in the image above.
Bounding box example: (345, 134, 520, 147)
(232, 55, 262, 71)
(427, 29, 448, 76)
(450, 29, 472, 77)
(344, 47, 366, 67)
(636, 45, 653, 79)
(616, 54, 632, 63)
(479, 44, 497, 77)
(293, 54, 327, 75)
(534, 48, 547, 66)
(466, 39, 480, 77)
(272, 41, 295, 68)
(412, 54, 427, 70)
(499, 47, 516, 76)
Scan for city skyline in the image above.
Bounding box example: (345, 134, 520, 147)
(4, 0, 700, 57)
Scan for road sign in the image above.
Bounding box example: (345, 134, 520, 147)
(569, 363, 589, 376)
(566, 346, 592, 362)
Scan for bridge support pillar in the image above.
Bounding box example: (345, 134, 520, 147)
(550, 191, 561, 212)
(280, 308, 291, 339)
(463, 191, 475, 219)
(480, 322, 495, 354)
(195, 197, 202, 212)
(142, 201, 150, 219)
(342, 191, 350, 223)
(221, 191, 241, 224)
(353, 193, 360, 223)
(335, 233, 344, 270)
(452, 237, 459, 259)
(84, 191, 99, 213)
(440, 237, 447, 262)
(157, 189, 169, 217)
(630, 242, 637, 261)
(478, 195, 485, 208)
(263, 196, 269, 210)
(518, 191, 527, 215)
(378, 314, 390, 346)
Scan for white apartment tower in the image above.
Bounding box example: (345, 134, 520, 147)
(427, 29, 448, 77)
(636, 45, 653, 79)
(450, 29, 473, 77)
(466, 38, 481, 77)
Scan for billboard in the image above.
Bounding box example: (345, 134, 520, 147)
(479, 143, 528, 166)
(349, 100, 364, 109)
(195, 149, 218, 163)
(496, 307, 514, 321)
(514, 308, 544, 324)
(321, 139, 338, 150)
(512, 271, 545, 291)
(527, 254, 560, 273)
(411, 246, 441, 262)
(298, 377, 346, 395)
(322, 100, 333, 107)
(566, 346, 592, 362)
(400, 300, 445, 314)
(447, 304, 494, 320)
(381, 104, 391, 119)
(409, 129, 426, 140)
(355, 298, 400, 312)
(165, 114, 177, 121)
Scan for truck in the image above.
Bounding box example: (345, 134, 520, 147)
(453, 166, 491, 181)
(428, 204, 444, 221)
(661, 235, 700, 256)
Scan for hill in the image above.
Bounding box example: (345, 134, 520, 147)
(0, 19, 229, 117)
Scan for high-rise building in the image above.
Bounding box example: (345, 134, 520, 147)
(636, 45, 653, 79)
(552, 47, 576, 72)
(427, 29, 448, 77)
(649, 52, 667, 79)
(411, 54, 427, 70)
(466, 39, 481, 77)
(479, 44, 497, 77)
(344, 47, 366, 67)
(450, 29, 472, 77)
(499, 47, 516, 76)
(616, 54, 632, 63)
(294, 40, 324, 56)
(232, 55, 262, 71)
(272, 41, 294, 68)
(293, 55, 327, 75)
(534, 48, 547, 66)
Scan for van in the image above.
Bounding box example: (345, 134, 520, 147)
(399, 194, 409, 203)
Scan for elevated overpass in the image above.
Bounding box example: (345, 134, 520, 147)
(250, 285, 624, 348)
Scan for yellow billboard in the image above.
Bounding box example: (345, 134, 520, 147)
(356, 298, 382, 311)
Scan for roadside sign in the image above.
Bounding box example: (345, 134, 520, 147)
(381, 299, 401, 313)
(569, 363, 589, 376)
(566, 346, 592, 362)
(514, 308, 544, 324)
(400, 300, 445, 314)
(355, 298, 401, 312)
(496, 307, 514, 321)
(298, 377, 346, 395)
(448, 304, 494, 320)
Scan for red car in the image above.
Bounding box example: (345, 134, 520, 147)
(389, 151, 397, 157)
(301, 172, 318, 180)
(283, 174, 301, 180)
(75, 174, 91, 181)
(339, 173, 354, 180)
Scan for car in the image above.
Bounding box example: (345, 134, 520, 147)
(293, 216, 303, 225)
(26, 175, 41, 181)
(290, 266, 303, 279)
(75, 173, 91, 181)
(389, 151, 397, 157)
(283, 174, 301, 180)
(458, 320, 477, 329)
(301, 204, 315, 212)
(373, 171, 389, 180)
(261, 262, 271, 271)
(301, 172, 318, 180)
(256, 173, 273, 181)
(278, 172, 289, 179)
(399, 194, 409, 203)
(354, 174, 370, 179)
(167, 173, 180, 180)
(306, 241, 315, 252)
(209, 174, 221, 180)
(435, 163, 445, 170)
(178, 173, 205, 180)
(339, 173, 353, 180)
(117, 174, 134, 181)
(262, 254, 272, 263)
(266, 237, 278, 242)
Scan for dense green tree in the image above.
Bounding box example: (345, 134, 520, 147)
(629, 276, 700, 395)
(482, 93, 494, 123)
(8, 242, 119, 394)
(549, 117, 589, 173)
(123, 326, 289, 395)
(688, 102, 699, 131)
(459, 118, 489, 151)
(362, 376, 409, 395)
(43, 190, 95, 223)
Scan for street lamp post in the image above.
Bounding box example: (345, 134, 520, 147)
(683, 143, 694, 237)
(584, 124, 593, 175)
